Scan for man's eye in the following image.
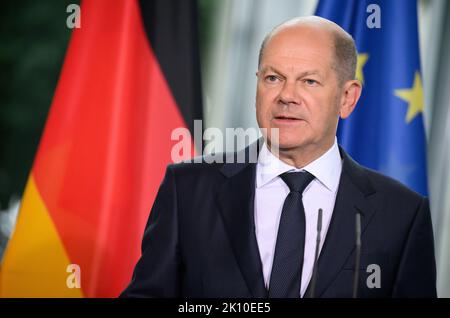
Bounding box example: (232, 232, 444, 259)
(265, 75, 279, 83)
(304, 79, 318, 86)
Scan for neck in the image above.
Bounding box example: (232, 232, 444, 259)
(267, 138, 335, 168)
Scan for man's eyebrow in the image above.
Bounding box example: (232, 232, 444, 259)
(259, 67, 322, 78)
(259, 66, 283, 75)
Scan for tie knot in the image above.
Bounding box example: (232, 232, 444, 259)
(280, 171, 315, 193)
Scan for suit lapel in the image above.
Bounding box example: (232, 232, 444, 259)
(216, 141, 267, 298)
(304, 146, 378, 297)
(215, 142, 378, 298)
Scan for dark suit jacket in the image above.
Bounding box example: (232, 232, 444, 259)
(121, 141, 437, 298)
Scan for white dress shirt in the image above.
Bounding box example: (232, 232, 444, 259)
(254, 138, 342, 297)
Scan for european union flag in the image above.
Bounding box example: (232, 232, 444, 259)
(316, 0, 428, 195)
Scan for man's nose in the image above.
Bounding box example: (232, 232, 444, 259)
(278, 81, 299, 105)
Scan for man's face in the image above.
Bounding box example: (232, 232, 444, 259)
(256, 26, 342, 153)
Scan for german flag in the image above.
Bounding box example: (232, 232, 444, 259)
(0, 0, 202, 297)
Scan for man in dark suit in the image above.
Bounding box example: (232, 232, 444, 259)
(121, 16, 436, 298)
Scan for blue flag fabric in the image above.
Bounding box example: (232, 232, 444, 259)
(315, 0, 428, 195)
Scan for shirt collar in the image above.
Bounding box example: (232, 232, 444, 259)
(256, 138, 342, 193)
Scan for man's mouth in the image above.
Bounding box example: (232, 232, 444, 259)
(273, 115, 302, 121)
(271, 115, 305, 127)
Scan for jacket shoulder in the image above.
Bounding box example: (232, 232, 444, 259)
(361, 165, 426, 203)
(340, 145, 426, 203)
(168, 153, 226, 175)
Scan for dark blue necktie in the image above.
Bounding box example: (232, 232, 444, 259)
(268, 171, 315, 298)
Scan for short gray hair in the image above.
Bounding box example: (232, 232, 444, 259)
(257, 17, 357, 86)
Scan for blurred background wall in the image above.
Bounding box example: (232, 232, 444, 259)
(0, 0, 449, 297)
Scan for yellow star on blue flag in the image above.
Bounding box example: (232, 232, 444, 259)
(356, 53, 368, 84)
(395, 72, 424, 124)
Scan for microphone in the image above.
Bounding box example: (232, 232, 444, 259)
(352, 212, 362, 298)
(308, 208, 323, 298)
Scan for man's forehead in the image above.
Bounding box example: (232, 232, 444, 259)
(263, 25, 334, 62)
(261, 43, 334, 71)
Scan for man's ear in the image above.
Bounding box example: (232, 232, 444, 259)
(339, 80, 362, 119)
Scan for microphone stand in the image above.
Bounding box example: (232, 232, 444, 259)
(308, 208, 323, 298)
(352, 212, 362, 298)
